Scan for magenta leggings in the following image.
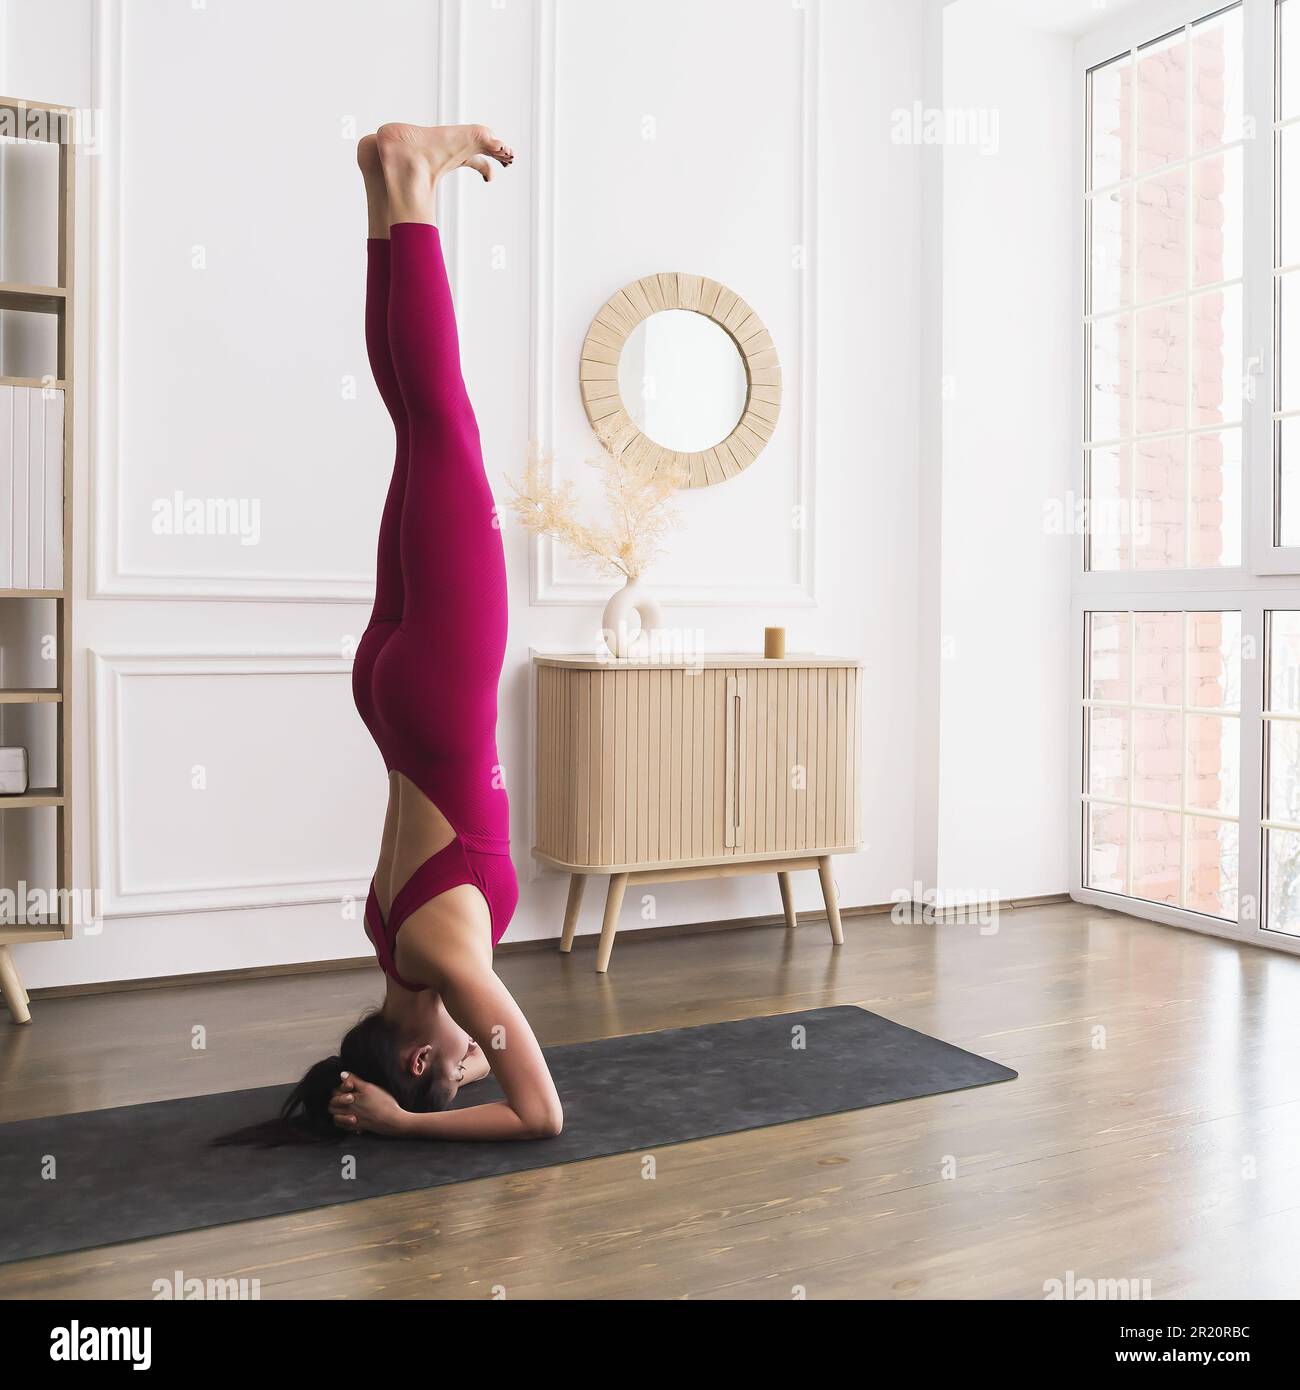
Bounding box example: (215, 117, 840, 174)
(352, 223, 517, 974)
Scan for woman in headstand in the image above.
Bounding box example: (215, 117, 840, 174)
(289, 123, 562, 1142)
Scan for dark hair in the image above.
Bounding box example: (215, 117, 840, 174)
(215, 1009, 453, 1147)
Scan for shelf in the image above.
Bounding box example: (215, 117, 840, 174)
(0, 588, 66, 599)
(0, 787, 64, 808)
(0, 924, 66, 945)
(0, 95, 74, 144)
(0, 689, 61, 704)
(0, 281, 66, 313)
(0, 375, 65, 391)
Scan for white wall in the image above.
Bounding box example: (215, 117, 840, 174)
(4, 0, 930, 988)
(935, 0, 1075, 902)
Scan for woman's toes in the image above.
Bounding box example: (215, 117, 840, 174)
(465, 154, 493, 182)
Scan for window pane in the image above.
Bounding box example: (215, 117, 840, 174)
(1133, 808, 1182, 904)
(1090, 53, 1132, 188)
(1282, 0, 1300, 123)
(1280, 273, 1300, 413)
(1187, 714, 1239, 814)
(1190, 609, 1241, 710)
(1190, 428, 1241, 567)
(1134, 610, 1183, 704)
(1089, 707, 1130, 799)
(1191, 5, 1244, 150)
(1089, 314, 1132, 440)
(1087, 445, 1133, 569)
(1280, 126, 1300, 268)
(1269, 610, 1300, 713)
(1136, 168, 1186, 303)
(1266, 829, 1300, 935)
(1185, 815, 1238, 919)
(1089, 186, 1131, 314)
(1136, 31, 1188, 174)
(1133, 435, 1184, 568)
(1268, 719, 1300, 824)
(1136, 301, 1186, 435)
(1088, 611, 1131, 701)
(1191, 285, 1242, 426)
(1087, 803, 1129, 893)
(1281, 417, 1300, 549)
(1192, 149, 1242, 285)
(1134, 709, 1182, 805)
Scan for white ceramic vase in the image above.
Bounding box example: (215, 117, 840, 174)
(600, 575, 663, 659)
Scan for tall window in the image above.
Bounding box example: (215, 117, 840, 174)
(1279, 2, 1300, 540)
(1073, 0, 1300, 948)
(1085, 6, 1245, 570)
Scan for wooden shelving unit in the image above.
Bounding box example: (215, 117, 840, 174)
(0, 96, 75, 1024)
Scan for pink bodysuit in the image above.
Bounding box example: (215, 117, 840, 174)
(351, 223, 517, 984)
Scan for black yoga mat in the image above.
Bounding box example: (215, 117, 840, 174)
(0, 1006, 1015, 1264)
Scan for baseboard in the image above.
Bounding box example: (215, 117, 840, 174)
(26, 894, 1073, 1001)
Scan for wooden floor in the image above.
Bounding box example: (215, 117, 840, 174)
(3, 901, 1299, 1300)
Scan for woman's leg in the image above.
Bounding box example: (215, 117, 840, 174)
(372, 125, 515, 928)
(354, 136, 408, 916)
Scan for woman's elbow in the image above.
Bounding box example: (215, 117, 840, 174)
(523, 1102, 564, 1139)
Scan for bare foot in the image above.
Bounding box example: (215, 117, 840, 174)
(376, 122, 514, 187)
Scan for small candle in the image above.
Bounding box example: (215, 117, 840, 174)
(764, 626, 786, 660)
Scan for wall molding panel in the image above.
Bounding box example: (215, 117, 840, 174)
(89, 650, 372, 918)
(527, 0, 822, 608)
(88, 0, 463, 603)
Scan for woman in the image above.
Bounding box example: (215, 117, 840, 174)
(286, 122, 562, 1143)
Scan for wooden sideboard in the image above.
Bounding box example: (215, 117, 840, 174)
(532, 653, 862, 971)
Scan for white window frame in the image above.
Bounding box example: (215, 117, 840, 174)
(1069, 0, 1300, 956)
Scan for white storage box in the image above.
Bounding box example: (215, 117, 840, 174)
(0, 747, 30, 795)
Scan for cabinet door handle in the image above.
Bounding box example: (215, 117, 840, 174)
(725, 676, 737, 847)
(725, 675, 744, 847)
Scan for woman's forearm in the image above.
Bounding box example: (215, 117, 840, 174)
(399, 1100, 560, 1142)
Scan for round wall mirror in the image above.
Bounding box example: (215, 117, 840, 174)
(579, 272, 781, 488)
(617, 310, 748, 453)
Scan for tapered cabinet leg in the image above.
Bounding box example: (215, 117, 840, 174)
(595, 873, 630, 974)
(0, 946, 32, 1025)
(817, 856, 844, 946)
(559, 873, 586, 953)
(777, 871, 798, 929)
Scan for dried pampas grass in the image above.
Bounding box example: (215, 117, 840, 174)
(506, 441, 684, 581)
